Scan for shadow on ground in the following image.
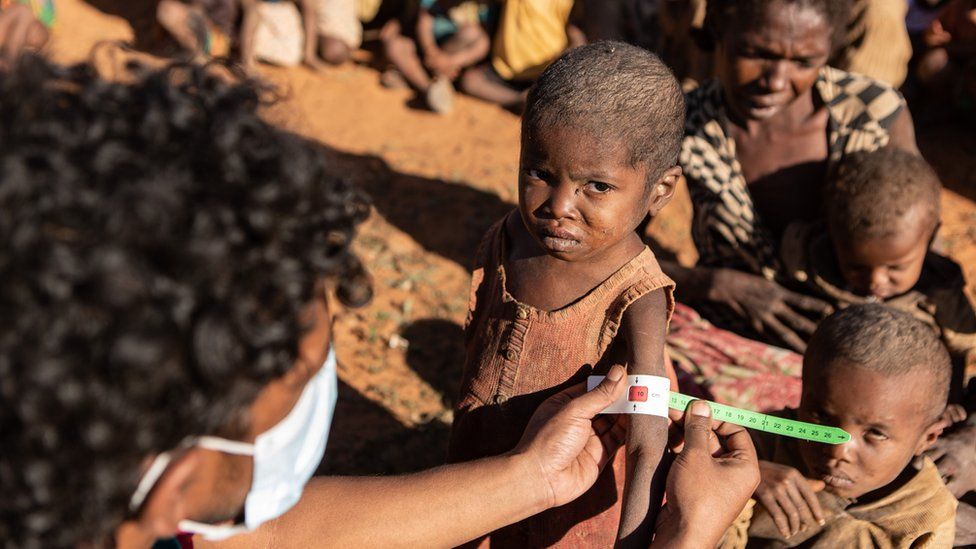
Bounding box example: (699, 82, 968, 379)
(320, 380, 451, 475)
(323, 147, 515, 269)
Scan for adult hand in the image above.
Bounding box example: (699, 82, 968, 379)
(511, 365, 628, 509)
(754, 461, 825, 538)
(654, 400, 761, 548)
(926, 418, 976, 497)
(706, 268, 832, 352)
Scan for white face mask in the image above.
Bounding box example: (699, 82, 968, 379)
(128, 347, 338, 541)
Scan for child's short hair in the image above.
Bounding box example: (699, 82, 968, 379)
(522, 41, 685, 181)
(806, 304, 951, 419)
(826, 149, 942, 241)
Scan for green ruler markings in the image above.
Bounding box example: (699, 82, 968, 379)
(668, 392, 851, 445)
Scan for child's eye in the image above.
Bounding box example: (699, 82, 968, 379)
(525, 169, 548, 181)
(865, 429, 889, 442)
(585, 181, 613, 194)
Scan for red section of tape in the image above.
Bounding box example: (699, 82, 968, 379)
(629, 386, 648, 402)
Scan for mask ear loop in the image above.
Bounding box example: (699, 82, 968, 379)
(128, 436, 256, 514)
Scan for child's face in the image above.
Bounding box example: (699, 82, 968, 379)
(831, 207, 933, 300)
(518, 125, 676, 262)
(716, 2, 831, 121)
(796, 363, 942, 499)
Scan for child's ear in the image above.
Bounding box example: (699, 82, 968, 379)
(647, 166, 682, 216)
(913, 414, 949, 456)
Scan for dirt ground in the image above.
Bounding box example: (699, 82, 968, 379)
(49, 0, 976, 475)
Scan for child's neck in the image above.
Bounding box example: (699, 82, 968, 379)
(502, 213, 645, 312)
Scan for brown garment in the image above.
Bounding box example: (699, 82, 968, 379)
(836, 0, 913, 88)
(722, 422, 957, 548)
(448, 212, 675, 547)
(780, 220, 976, 398)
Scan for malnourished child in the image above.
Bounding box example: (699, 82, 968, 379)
(448, 42, 684, 547)
(723, 304, 958, 547)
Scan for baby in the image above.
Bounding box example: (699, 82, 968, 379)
(723, 304, 957, 547)
(448, 42, 684, 547)
(780, 148, 976, 398)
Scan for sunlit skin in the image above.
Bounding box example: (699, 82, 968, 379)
(831, 206, 935, 300)
(796, 363, 943, 500)
(716, 3, 831, 124)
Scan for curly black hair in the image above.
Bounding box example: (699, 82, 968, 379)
(704, 0, 853, 54)
(0, 54, 371, 547)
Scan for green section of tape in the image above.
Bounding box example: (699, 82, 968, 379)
(668, 392, 851, 445)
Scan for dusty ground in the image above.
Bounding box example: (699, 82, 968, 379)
(49, 0, 976, 475)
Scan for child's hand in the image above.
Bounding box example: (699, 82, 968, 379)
(754, 461, 825, 538)
(424, 51, 459, 79)
(926, 421, 976, 497)
(924, 19, 953, 48)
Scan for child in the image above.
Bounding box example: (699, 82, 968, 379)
(459, 0, 585, 111)
(722, 304, 957, 547)
(157, 0, 327, 70)
(380, 0, 491, 113)
(779, 148, 976, 397)
(448, 42, 684, 547)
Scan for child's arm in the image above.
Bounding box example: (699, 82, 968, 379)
(615, 288, 670, 547)
(416, 9, 448, 72)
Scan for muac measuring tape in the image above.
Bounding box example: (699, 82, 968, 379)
(587, 375, 851, 445)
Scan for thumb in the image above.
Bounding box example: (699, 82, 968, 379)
(806, 479, 826, 492)
(572, 365, 627, 418)
(681, 400, 714, 453)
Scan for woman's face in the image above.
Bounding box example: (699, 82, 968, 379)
(716, 2, 832, 122)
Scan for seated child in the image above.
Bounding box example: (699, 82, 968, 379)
(448, 42, 684, 547)
(459, 0, 585, 111)
(380, 0, 492, 113)
(780, 148, 976, 397)
(315, 0, 385, 64)
(722, 304, 957, 547)
(157, 0, 326, 70)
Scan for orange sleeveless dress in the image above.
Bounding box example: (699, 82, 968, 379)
(449, 213, 676, 547)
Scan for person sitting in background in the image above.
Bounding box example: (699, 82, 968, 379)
(459, 0, 585, 111)
(315, 0, 385, 64)
(380, 0, 492, 114)
(779, 148, 976, 546)
(156, 0, 328, 71)
(723, 305, 957, 547)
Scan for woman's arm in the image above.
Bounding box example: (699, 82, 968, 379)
(204, 368, 631, 549)
(616, 289, 671, 547)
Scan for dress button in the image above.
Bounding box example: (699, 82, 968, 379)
(516, 306, 528, 320)
(506, 349, 517, 361)
(495, 394, 509, 404)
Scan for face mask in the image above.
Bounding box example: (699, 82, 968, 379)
(129, 347, 338, 541)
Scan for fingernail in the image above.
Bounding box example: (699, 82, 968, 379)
(607, 366, 624, 382)
(818, 519, 826, 526)
(691, 400, 711, 417)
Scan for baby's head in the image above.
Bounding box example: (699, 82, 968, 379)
(825, 149, 941, 299)
(519, 42, 684, 261)
(797, 304, 950, 499)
